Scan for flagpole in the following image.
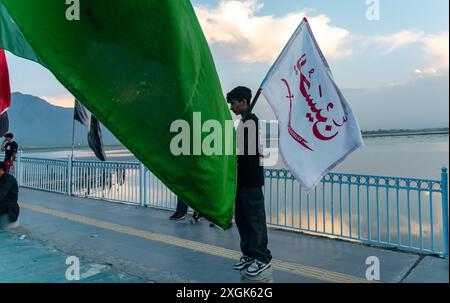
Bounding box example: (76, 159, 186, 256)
(71, 102, 76, 160)
(244, 88, 263, 119)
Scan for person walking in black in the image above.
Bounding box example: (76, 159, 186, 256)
(227, 86, 272, 277)
(169, 198, 202, 223)
(1, 133, 18, 174)
(169, 198, 189, 221)
(0, 161, 19, 223)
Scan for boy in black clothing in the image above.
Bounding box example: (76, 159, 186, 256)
(227, 86, 272, 277)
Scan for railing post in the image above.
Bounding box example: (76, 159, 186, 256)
(441, 167, 448, 259)
(139, 162, 146, 207)
(144, 166, 148, 207)
(16, 150, 23, 186)
(67, 155, 73, 196)
(266, 122, 271, 148)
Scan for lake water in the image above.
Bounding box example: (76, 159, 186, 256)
(24, 134, 449, 180)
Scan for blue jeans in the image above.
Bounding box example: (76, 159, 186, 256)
(176, 198, 188, 214)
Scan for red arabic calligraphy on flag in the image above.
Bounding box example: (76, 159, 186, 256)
(261, 18, 363, 191)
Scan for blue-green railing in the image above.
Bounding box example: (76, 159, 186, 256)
(11, 154, 449, 258)
(263, 168, 448, 258)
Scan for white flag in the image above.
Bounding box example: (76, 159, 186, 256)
(261, 18, 364, 191)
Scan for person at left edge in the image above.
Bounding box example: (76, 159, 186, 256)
(0, 161, 20, 223)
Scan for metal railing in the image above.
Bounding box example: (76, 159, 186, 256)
(11, 153, 449, 258)
(264, 169, 448, 258)
(19, 157, 68, 194)
(70, 159, 141, 204)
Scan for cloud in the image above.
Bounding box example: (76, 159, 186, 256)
(414, 68, 439, 76)
(364, 30, 449, 75)
(371, 31, 424, 55)
(420, 32, 449, 74)
(195, 0, 352, 63)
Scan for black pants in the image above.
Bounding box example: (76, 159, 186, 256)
(176, 198, 188, 214)
(235, 186, 272, 264)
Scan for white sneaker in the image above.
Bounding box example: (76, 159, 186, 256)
(246, 259, 271, 276)
(234, 256, 255, 270)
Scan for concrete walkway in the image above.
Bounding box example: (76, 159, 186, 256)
(3, 188, 448, 283)
(0, 231, 145, 283)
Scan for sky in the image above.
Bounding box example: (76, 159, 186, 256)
(5, 0, 449, 130)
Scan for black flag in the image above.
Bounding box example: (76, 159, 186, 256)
(74, 99, 106, 161)
(0, 111, 8, 137)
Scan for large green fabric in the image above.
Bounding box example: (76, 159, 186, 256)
(0, 0, 236, 229)
(0, 4, 42, 64)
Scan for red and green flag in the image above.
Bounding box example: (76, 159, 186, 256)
(0, 0, 236, 228)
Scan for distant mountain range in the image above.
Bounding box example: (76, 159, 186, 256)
(7, 92, 121, 148)
(5, 92, 449, 148)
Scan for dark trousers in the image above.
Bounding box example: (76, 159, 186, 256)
(176, 198, 188, 214)
(235, 186, 272, 264)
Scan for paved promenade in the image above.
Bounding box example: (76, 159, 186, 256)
(1, 188, 448, 283)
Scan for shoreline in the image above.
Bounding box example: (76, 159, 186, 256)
(20, 131, 449, 151)
(362, 130, 449, 138)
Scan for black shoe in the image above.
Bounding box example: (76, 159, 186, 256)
(169, 212, 187, 221)
(234, 256, 255, 270)
(191, 212, 203, 224)
(246, 260, 271, 276)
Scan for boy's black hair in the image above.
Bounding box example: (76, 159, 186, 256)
(4, 133, 13, 139)
(0, 161, 7, 172)
(226, 86, 252, 106)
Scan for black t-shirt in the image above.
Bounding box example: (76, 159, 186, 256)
(236, 113, 264, 188)
(3, 141, 18, 161)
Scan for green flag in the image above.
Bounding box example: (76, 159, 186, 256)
(0, 3, 42, 64)
(0, 0, 236, 229)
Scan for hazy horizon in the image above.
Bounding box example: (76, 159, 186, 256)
(10, 91, 450, 135)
